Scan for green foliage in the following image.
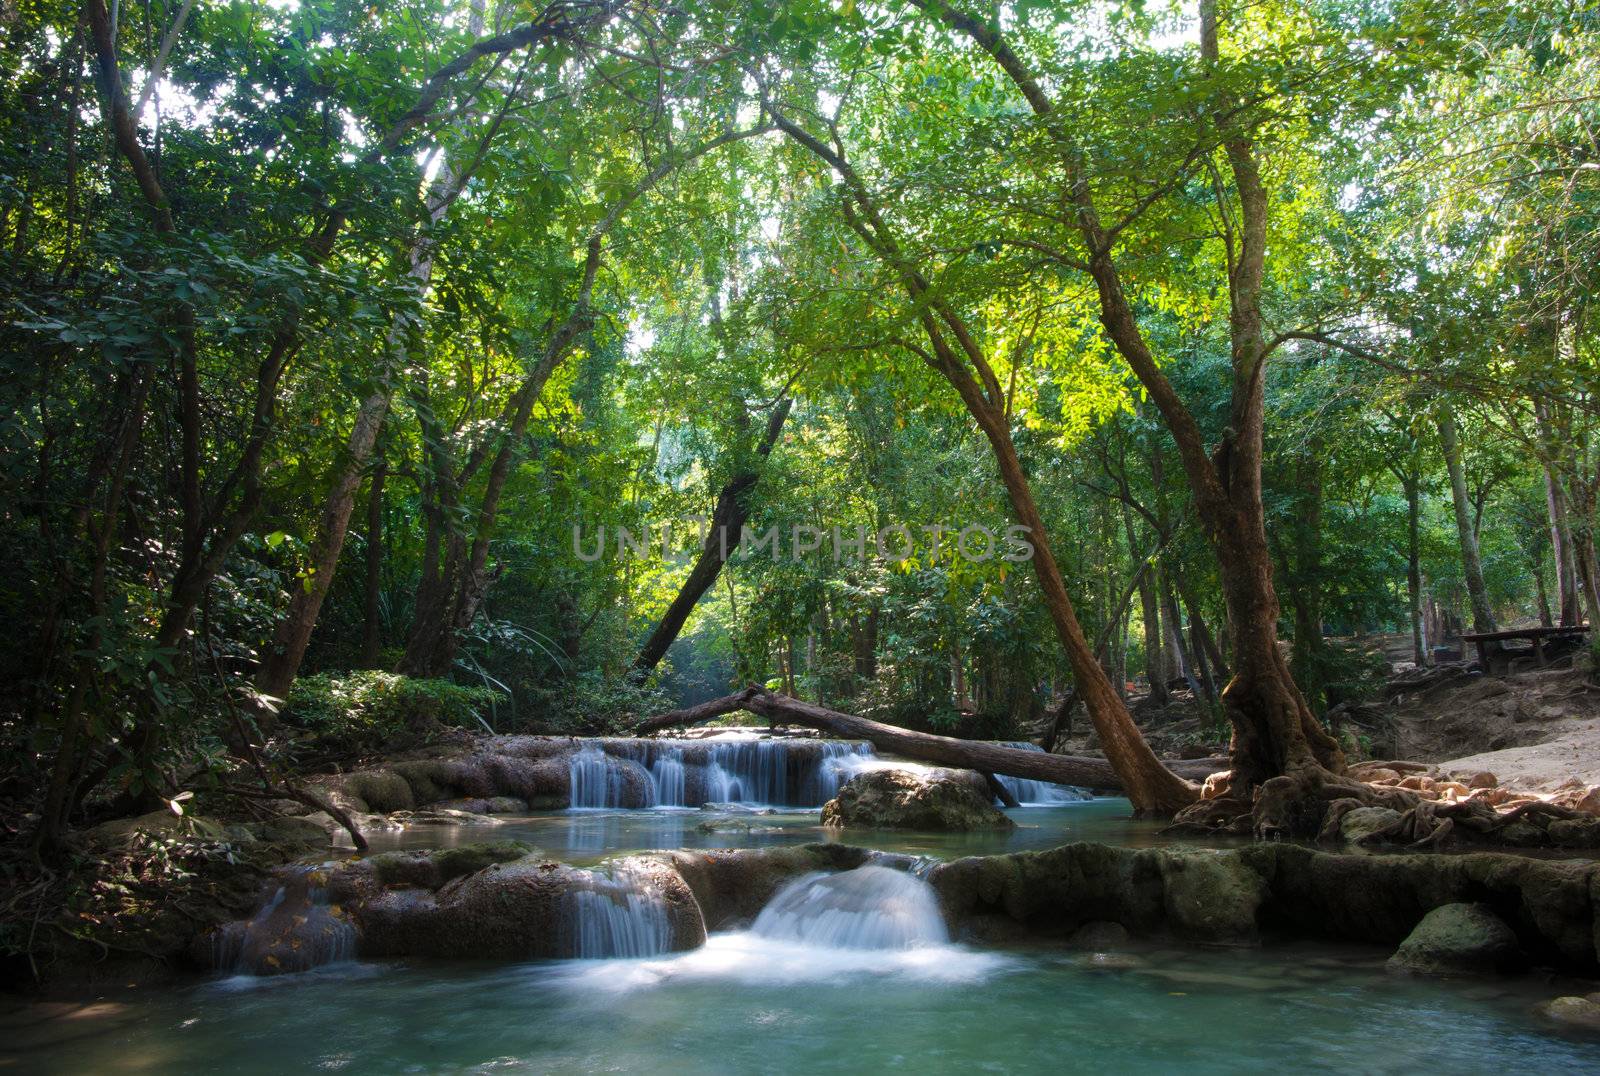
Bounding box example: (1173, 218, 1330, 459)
(282, 672, 498, 753)
(518, 672, 674, 737)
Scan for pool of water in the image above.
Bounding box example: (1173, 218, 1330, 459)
(6, 936, 1594, 1073)
(363, 798, 1219, 865)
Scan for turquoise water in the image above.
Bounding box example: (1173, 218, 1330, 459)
(363, 798, 1200, 865)
(7, 799, 1596, 1072)
(5, 938, 1595, 1073)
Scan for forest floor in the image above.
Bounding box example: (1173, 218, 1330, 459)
(1399, 667, 1600, 792)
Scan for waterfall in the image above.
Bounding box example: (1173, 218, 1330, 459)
(995, 742, 1091, 805)
(650, 749, 686, 807)
(570, 745, 651, 808)
(573, 736, 876, 809)
(214, 866, 357, 975)
(568, 870, 674, 958)
(752, 866, 948, 950)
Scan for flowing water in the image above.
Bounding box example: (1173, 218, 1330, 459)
(751, 865, 950, 950)
(567, 867, 675, 959)
(9, 737, 1596, 1071)
(359, 798, 1195, 865)
(7, 931, 1596, 1073)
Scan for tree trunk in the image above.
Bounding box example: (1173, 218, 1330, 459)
(639, 688, 1225, 790)
(632, 399, 792, 673)
(1136, 567, 1168, 706)
(1402, 474, 1427, 666)
(361, 461, 387, 668)
(768, 106, 1195, 814)
(1437, 405, 1496, 633)
(917, 0, 1342, 808)
(1537, 403, 1582, 625)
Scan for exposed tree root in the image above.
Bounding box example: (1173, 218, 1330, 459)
(1166, 760, 1599, 850)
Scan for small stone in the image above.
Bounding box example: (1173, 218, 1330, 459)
(1535, 995, 1600, 1031)
(1386, 903, 1524, 977)
(1340, 806, 1402, 843)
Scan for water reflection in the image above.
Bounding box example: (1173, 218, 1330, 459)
(357, 798, 1221, 866)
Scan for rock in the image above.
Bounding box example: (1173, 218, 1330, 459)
(654, 845, 875, 930)
(1550, 785, 1600, 818)
(341, 769, 416, 813)
(1156, 850, 1266, 942)
(1499, 822, 1547, 846)
(821, 769, 1015, 831)
(1547, 819, 1600, 847)
(431, 796, 529, 814)
(248, 815, 329, 846)
(388, 807, 504, 827)
(1386, 903, 1524, 976)
(1535, 994, 1600, 1032)
(357, 854, 705, 960)
(1466, 771, 1498, 789)
(1068, 920, 1129, 950)
(1201, 771, 1231, 800)
(1339, 806, 1402, 843)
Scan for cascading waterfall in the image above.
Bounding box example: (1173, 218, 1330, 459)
(752, 866, 948, 949)
(566, 735, 1081, 810)
(995, 742, 1091, 805)
(568, 869, 674, 958)
(571, 744, 651, 809)
(649, 750, 686, 808)
(576, 736, 874, 810)
(214, 866, 357, 976)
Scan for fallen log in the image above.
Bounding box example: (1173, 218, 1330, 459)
(639, 688, 1218, 792)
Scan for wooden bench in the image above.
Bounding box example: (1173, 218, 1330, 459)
(1460, 625, 1590, 674)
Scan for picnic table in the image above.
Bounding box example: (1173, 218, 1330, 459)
(1460, 624, 1590, 674)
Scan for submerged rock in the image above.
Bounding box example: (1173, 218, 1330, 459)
(1535, 993, 1600, 1031)
(821, 769, 1015, 831)
(1386, 903, 1524, 977)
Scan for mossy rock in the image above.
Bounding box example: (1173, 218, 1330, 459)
(1386, 902, 1525, 977)
(821, 769, 1014, 832)
(342, 770, 415, 813)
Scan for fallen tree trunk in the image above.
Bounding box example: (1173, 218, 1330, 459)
(639, 688, 1222, 792)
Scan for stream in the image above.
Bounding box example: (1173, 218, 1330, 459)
(5, 736, 1597, 1071)
(6, 932, 1595, 1073)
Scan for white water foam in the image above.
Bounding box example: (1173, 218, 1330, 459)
(569, 869, 674, 959)
(753, 866, 948, 950)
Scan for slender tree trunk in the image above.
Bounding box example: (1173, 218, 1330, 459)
(1537, 402, 1582, 625)
(361, 461, 387, 668)
(1437, 405, 1496, 633)
(1402, 475, 1427, 666)
(1133, 523, 1168, 706)
(632, 400, 792, 673)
